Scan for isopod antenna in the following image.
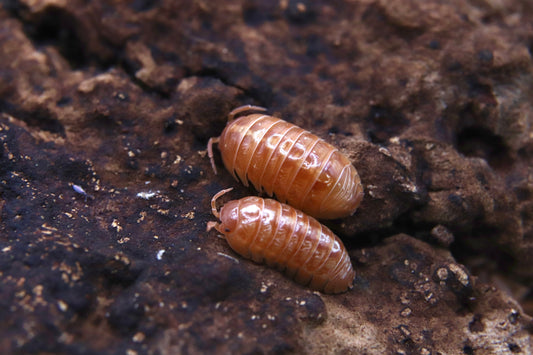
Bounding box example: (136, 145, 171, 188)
(228, 105, 267, 121)
(207, 188, 234, 234)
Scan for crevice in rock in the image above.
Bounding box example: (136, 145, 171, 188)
(6, 1, 119, 69)
(456, 126, 513, 172)
(0, 100, 66, 137)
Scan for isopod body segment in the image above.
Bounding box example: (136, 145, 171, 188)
(210, 188, 355, 294)
(208, 105, 364, 220)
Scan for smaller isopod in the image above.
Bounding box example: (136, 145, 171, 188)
(208, 188, 355, 294)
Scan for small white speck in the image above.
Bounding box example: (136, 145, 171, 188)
(136, 191, 158, 199)
(57, 300, 68, 312)
(217, 252, 239, 263)
(389, 136, 400, 144)
(156, 249, 165, 260)
(72, 184, 85, 194)
(260, 282, 268, 293)
(132, 332, 145, 343)
(378, 147, 391, 156)
(72, 184, 94, 201)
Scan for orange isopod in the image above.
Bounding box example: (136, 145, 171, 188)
(209, 188, 355, 294)
(207, 105, 363, 219)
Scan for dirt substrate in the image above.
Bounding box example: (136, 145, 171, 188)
(0, 1, 532, 354)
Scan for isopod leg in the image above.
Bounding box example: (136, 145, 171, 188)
(206, 221, 219, 232)
(206, 221, 227, 239)
(228, 105, 267, 121)
(207, 137, 220, 175)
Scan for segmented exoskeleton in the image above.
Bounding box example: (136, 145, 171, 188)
(209, 188, 355, 294)
(208, 105, 363, 219)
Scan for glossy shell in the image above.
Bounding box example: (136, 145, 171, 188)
(211, 190, 355, 294)
(215, 106, 363, 219)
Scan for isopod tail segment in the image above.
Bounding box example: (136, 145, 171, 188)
(207, 105, 267, 175)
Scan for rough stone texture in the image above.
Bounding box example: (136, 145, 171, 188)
(0, 0, 532, 354)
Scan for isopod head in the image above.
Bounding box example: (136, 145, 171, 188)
(211, 188, 256, 257)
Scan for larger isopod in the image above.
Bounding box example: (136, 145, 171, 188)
(207, 105, 363, 219)
(208, 188, 355, 294)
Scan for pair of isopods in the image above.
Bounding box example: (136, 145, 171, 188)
(207, 105, 363, 294)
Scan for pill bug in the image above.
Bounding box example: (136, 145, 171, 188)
(207, 105, 364, 219)
(208, 188, 355, 294)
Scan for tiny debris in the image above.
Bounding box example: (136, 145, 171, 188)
(378, 146, 392, 157)
(132, 332, 145, 343)
(398, 324, 411, 338)
(217, 252, 239, 263)
(389, 136, 401, 144)
(57, 300, 68, 312)
(448, 263, 470, 287)
(111, 219, 123, 232)
(156, 249, 165, 260)
(72, 184, 94, 201)
(181, 211, 195, 219)
(400, 307, 412, 317)
(436, 267, 449, 281)
(197, 150, 207, 158)
(260, 282, 269, 293)
(136, 190, 159, 199)
(430, 224, 455, 247)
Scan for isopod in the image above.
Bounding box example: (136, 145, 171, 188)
(209, 188, 355, 294)
(207, 105, 363, 219)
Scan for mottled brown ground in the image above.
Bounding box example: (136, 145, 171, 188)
(0, 0, 532, 354)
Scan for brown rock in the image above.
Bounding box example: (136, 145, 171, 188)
(0, 0, 532, 353)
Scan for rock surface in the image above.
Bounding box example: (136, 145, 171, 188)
(0, 0, 532, 354)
